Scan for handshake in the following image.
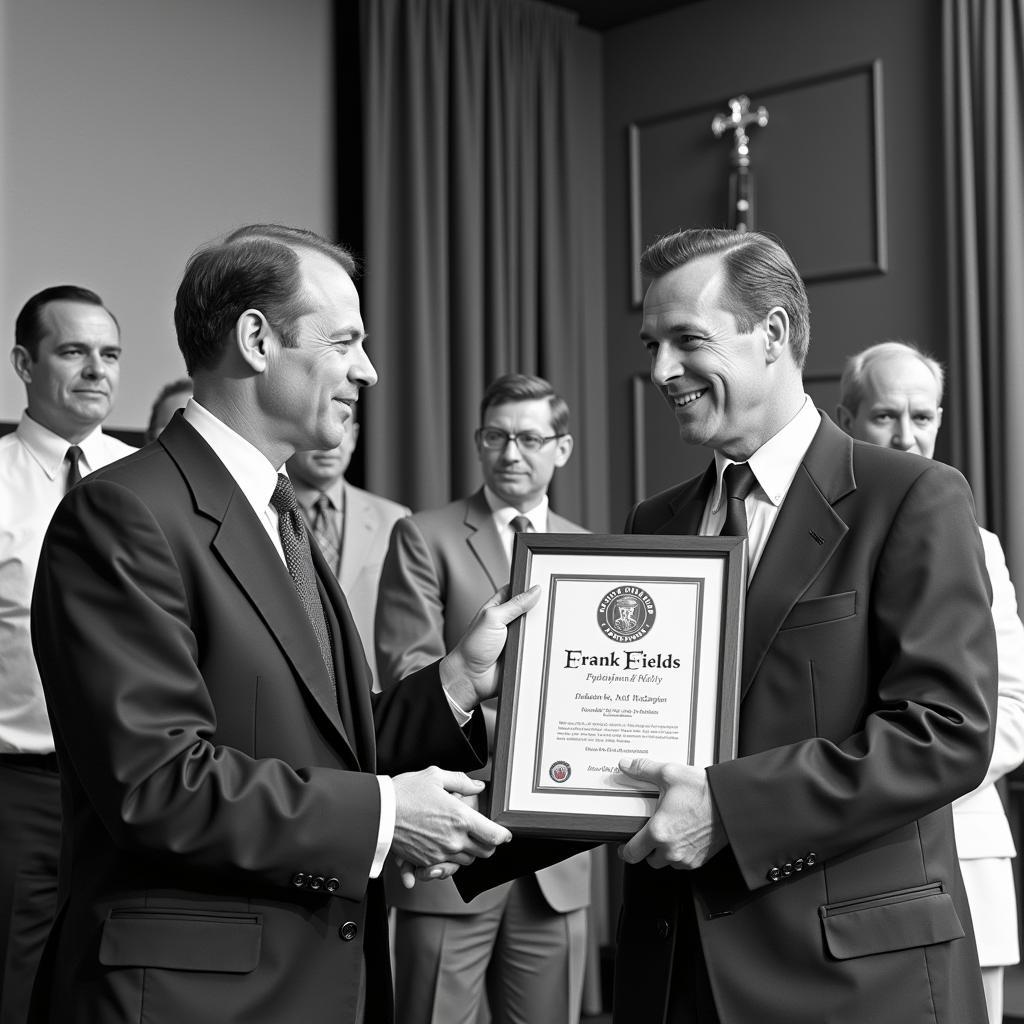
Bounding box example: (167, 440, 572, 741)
(388, 584, 540, 887)
(390, 767, 507, 889)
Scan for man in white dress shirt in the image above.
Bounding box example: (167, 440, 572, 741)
(0, 285, 134, 1021)
(838, 339, 1024, 1024)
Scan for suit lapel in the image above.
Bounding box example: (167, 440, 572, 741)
(312, 541, 375, 768)
(160, 417, 354, 753)
(741, 416, 854, 697)
(465, 489, 511, 588)
(657, 465, 716, 535)
(639, 417, 856, 702)
(338, 482, 374, 592)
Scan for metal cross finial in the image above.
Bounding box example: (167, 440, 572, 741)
(711, 95, 769, 233)
(711, 95, 769, 164)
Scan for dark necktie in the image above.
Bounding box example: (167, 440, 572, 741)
(64, 445, 83, 492)
(310, 493, 342, 574)
(270, 475, 337, 696)
(510, 515, 533, 534)
(719, 462, 757, 537)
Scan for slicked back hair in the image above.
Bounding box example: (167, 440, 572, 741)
(479, 373, 570, 436)
(174, 224, 357, 375)
(15, 285, 119, 359)
(639, 228, 811, 368)
(839, 341, 945, 413)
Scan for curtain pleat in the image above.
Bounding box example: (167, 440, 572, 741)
(360, 0, 584, 518)
(943, 0, 1024, 594)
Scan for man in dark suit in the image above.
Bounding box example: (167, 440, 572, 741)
(458, 228, 997, 1023)
(376, 373, 592, 1024)
(29, 224, 535, 1024)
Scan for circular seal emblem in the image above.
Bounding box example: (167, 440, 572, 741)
(598, 586, 656, 642)
(549, 760, 571, 784)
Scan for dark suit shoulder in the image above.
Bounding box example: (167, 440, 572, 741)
(69, 442, 190, 507)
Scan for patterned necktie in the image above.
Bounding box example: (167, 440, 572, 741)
(64, 445, 83, 492)
(510, 515, 533, 534)
(270, 475, 337, 696)
(310, 493, 341, 574)
(720, 462, 757, 537)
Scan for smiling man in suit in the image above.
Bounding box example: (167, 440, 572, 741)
(457, 229, 997, 1024)
(287, 407, 410, 689)
(28, 224, 536, 1024)
(375, 373, 592, 1024)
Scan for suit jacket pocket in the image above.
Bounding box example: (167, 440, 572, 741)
(780, 590, 856, 631)
(819, 882, 964, 960)
(99, 907, 262, 973)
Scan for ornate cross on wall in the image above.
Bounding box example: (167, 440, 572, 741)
(711, 95, 769, 233)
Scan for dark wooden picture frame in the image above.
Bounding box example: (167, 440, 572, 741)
(491, 533, 745, 840)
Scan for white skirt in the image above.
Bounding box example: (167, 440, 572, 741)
(960, 856, 1020, 967)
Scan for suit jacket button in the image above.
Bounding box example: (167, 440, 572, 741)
(767, 866, 781, 883)
(805, 852, 817, 868)
(309, 875, 325, 891)
(655, 918, 670, 938)
(340, 921, 358, 941)
(782, 862, 794, 877)
(291, 872, 307, 888)
(794, 858, 805, 872)
(325, 877, 340, 893)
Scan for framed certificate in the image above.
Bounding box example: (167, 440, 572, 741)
(490, 533, 745, 840)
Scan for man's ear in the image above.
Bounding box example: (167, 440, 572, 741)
(554, 433, 574, 467)
(235, 310, 272, 372)
(835, 403, 854, 434)
(10, 346, 34, 384)
(763, 307, 790, 364)
(936, 406, 943, 432)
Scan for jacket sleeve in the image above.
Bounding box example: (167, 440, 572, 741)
(374, 515, 447, 686)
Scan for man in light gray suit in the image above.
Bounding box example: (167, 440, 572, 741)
(376, 373, 592, 1024)
(287, 408, 409, 689)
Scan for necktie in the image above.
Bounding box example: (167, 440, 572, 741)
(64, 445, 83, 492)
(270, 475, 337, 696)
(310, 493, 341, 574)
(510, 515, 533, 534)
(719, 463, 757, 537)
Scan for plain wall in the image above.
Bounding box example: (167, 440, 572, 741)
(0, 0, 334, 432)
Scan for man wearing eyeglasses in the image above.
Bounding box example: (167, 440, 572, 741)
(376, 372, 592, 1024)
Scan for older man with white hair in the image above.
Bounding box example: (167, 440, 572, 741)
(838, 339, 1024, 1024)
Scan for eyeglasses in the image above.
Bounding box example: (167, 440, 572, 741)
(475, 428, 564, 453)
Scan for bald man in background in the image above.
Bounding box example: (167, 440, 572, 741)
(838, 340, 1024, 1024)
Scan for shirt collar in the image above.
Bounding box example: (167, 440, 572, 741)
(482, 485, 549, 532)
(710, 397, 821, 511)
(15, 411, 107, 480)
(182, 399, 281, 516)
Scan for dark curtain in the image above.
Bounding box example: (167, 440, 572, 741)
(359, 0, 588, 521)
(943, 0, 1024, 592)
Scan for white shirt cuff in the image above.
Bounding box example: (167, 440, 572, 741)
(443, 687, 474, 727)
(370, 775, 395, 878)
